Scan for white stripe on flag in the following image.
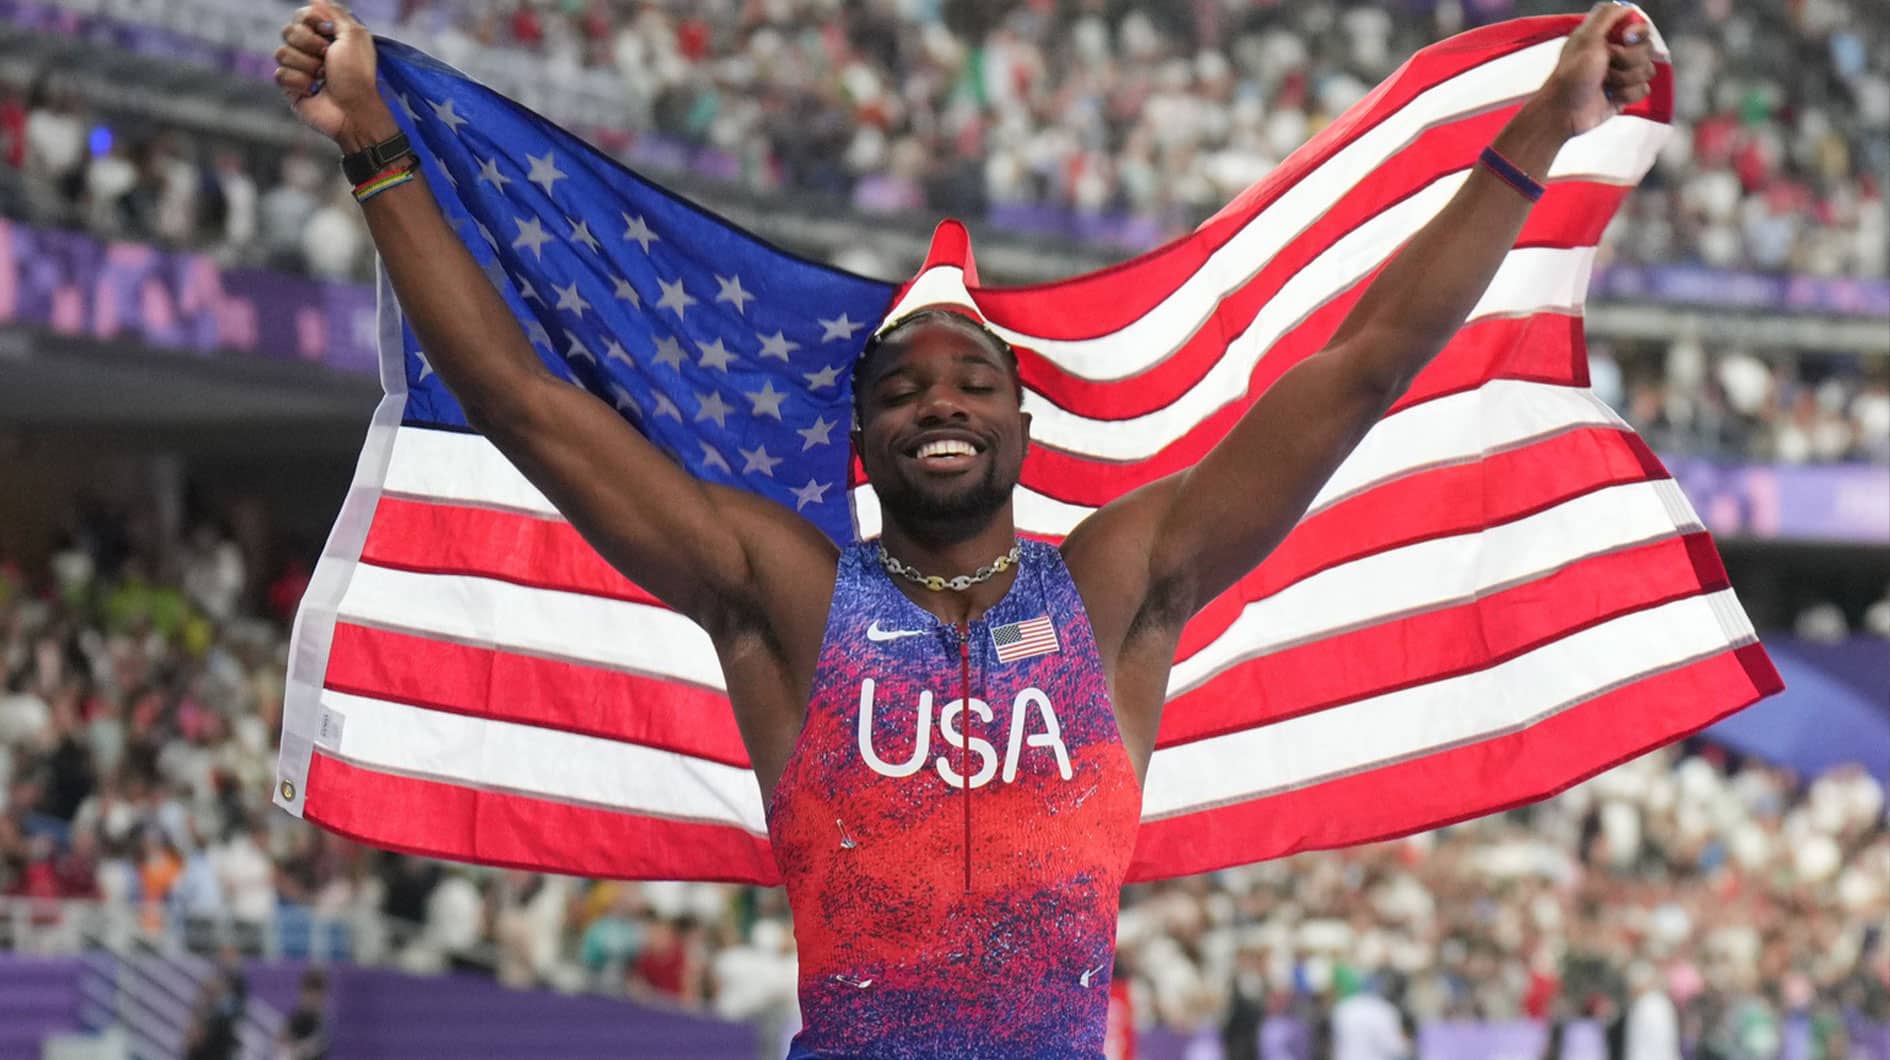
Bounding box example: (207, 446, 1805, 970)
(335, 564, 724, 687)
(317, 689, 769, 833)
(1143, 589, 1752, 818)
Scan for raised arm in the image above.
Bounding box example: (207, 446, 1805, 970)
(1067, 4, 1654, 645)
(273, 3, 838, 636)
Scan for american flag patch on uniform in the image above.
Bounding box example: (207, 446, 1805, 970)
(991, 615, 1060, 663)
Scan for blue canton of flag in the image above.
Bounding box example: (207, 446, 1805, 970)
(991, 615, 1060, 664)
(373, 39, 895, 545)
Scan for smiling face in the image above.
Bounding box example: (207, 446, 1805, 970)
(852, 313, 1030, 541)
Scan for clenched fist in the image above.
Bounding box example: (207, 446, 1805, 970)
(274, 2, 387, 147)
(1537, 2, 1657, 138)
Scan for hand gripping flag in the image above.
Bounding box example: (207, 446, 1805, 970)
(274, 14, 1781, 884)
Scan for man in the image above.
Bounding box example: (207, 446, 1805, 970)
(278, 967, 331, 1060)
(1329, 976, 1411, 1060)
(272, 4, 1653, 1056)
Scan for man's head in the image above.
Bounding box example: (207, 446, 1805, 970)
(851, 309, 1029, 541)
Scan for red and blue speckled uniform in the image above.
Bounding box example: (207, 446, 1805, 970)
(768, 539, 1143, 1059)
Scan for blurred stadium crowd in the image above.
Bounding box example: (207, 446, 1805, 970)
(2, 504, 1887, 1052)
(6, 0, 1887, 272)
(3, 0, 1886, 467)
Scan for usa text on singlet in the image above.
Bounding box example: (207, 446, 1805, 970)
(767, 539, 1143, 1059)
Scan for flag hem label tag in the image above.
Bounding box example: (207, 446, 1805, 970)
(316, 707, 347, 751)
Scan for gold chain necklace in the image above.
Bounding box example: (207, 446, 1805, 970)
(877, 542, 1021, 592)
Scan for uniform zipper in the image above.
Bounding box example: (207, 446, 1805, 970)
(958, 620, 972, 895)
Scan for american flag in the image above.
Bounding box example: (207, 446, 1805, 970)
(990, 616, 1061, 665)
(274, 16, 1780, 884)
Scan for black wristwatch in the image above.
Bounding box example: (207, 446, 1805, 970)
(340, 131, 415, 186)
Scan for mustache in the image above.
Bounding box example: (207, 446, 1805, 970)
(872, 453, 1017, 531)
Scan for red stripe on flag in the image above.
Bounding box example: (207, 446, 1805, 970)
(1177, 426, 1671, 657)
(1127, 642, 1780, 881)
(362, 496, 662, 608)
(322, 622, 752, 768)
(303, 753, 782, 884)
(1161, 531, 1733, 748)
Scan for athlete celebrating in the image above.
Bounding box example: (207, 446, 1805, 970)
(273, 4, 1654, 1056)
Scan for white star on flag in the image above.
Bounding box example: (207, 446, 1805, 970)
(476, 157, 512, 192)
(790, 478, 832, 510)
(523, 318, 552, 350)
(649, 392, 682, 421)
(819, 314, 863, 341)
(510, 216, 553, 260)
(604, 338, 632, 365)
(757, 330, 800, 362)
(608, 383, 640, 415)
(621, 213, 659, 251)
(652, 335, 688, 371)
(429, 97, 469, 131)
(740, 444, 783, 477)
(694, 390, 733, 427)
(412, 347, 435, 380)
(746, 380, 788, 420)
(796, 416, 838, 450)
(656, 277, 696, 320)
(568, 218, 600, 253)
(611, 277, 640, 305)
(563, 331, 594, 363)
(715, 274, 755, 314)
(803, 363, 842, 390)
(696, 338, 737, 372)
(394, 92, 420, 123)
(525, 151, 567, 197)
(553, 281, 591, 316)
(699, 442, 732, 474)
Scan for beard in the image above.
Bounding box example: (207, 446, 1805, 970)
(872, 457, 1017, 540)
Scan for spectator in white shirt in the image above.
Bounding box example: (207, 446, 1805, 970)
(1330, 978, 1409, 1060)
(1623, 961, 1682, 1060)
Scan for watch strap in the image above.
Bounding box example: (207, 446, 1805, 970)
(341, 131, 414, 186)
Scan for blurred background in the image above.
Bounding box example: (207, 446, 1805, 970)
(0, 0, 1884, 1058)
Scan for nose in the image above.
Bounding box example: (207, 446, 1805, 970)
(915, 383, 969, 424)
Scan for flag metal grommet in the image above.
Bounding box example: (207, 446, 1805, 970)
(280, 779, 297, 801)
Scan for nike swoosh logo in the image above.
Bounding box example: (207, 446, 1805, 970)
(1079, 961, 1109, 988)
(865, 621, 925, 643)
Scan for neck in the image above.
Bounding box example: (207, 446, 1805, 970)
(878, 508, 1020, 625)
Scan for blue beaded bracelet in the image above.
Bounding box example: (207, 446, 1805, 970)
(1478, 146, 1545, 203)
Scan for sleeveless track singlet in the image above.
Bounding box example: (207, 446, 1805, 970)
(767, 539, 1143, 1059)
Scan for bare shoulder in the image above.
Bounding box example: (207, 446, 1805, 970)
(1060, 472, 1188, 662)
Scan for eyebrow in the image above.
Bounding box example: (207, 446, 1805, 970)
(873, 351, 1003, 382)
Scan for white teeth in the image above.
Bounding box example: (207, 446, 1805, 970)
(917, 440, 976, 459)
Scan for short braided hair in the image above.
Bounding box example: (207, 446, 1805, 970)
(850, 308, 1021, 426)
